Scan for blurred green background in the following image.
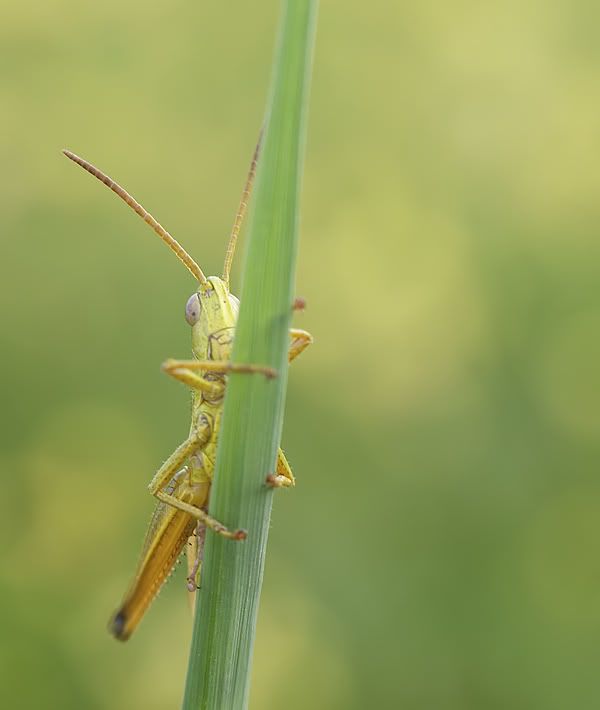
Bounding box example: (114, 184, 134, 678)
(2, 1, 600, 708)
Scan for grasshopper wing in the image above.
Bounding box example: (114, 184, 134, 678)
(109, 472, 206, 641)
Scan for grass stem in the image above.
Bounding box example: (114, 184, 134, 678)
(181, 2, 318, 708)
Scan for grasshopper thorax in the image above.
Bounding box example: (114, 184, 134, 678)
(186, 276, 240, 361)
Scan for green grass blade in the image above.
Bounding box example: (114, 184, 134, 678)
(181, 2, 318, 708)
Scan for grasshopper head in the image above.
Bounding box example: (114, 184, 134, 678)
(186, 276, 240, 360)
(182, 131, 261, 361)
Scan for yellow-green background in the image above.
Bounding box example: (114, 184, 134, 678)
(2, 2, 600, 708)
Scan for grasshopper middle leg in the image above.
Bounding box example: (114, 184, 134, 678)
(186, 522, 206, 592)
(147, 417, 246, 540)
(264, 330, 313, 488)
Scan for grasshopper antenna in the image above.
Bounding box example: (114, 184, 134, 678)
(62, 149, 209, 286)
(222, 130, 263, 288)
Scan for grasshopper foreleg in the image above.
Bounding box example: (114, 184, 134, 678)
(165, 359, 277, 378)
(266, 448, 296, 488)
(161, 364, 224, 396)
(162, 358, 277, 392)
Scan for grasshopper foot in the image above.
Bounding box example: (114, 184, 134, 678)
(210, 521, 247, 541)
(293, 296, 306, 311)
(266, 473, 294, 489)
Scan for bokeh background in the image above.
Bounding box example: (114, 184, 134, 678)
(2, 1, 600, 708)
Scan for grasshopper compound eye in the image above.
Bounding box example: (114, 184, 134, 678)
(185, 293, 202, 326)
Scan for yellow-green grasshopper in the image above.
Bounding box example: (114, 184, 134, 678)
(63, 140, 312, 641)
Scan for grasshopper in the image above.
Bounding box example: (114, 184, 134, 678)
(63, 139, 312, 641)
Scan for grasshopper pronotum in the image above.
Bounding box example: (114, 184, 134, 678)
(63, 139, 312, 641)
